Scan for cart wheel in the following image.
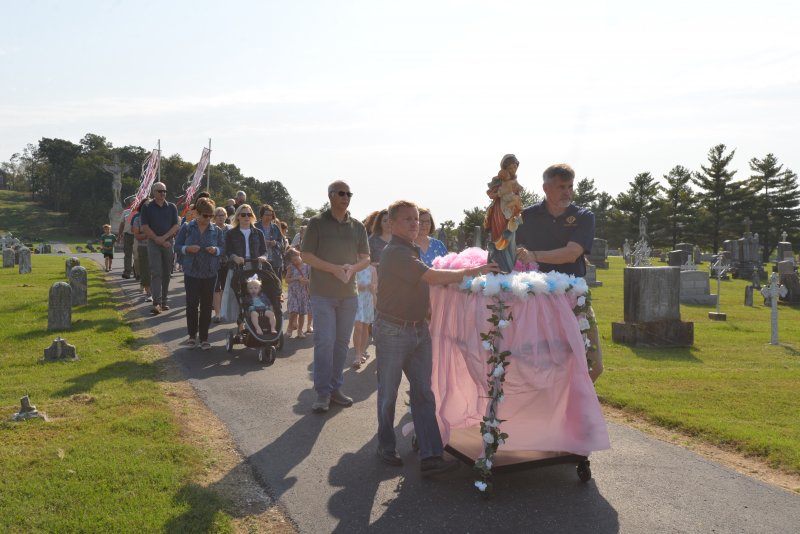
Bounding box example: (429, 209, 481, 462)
(265, 346, 277, 366)
(411, 434, 419, 452)
(577, 459, 592, 482)
(277, 331, 284, 351)
(226, 331, 234, 353)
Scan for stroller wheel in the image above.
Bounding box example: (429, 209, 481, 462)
(266, 346, 277, 366)
(577, 459, 592, 482)
(257, 347, 265, 362)
(226, 331, 234, 352)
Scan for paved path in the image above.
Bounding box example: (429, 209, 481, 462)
(106, 257, 800, 533)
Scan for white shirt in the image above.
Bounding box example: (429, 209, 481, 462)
(241, 228, 251, 258)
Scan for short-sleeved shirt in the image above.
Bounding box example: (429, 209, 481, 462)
(301, 209, 369, 298)
(376, 236, 430, 321)
(369, 234, 389, 264)
(140, 200, 179, 239)
(515, 202, 595, 277)
(418, 237, 448, 267)
(131, 213, 148, 248)
(100, 233, 117, 252)
(120, 209, 133, 234)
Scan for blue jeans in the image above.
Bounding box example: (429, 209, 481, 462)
(310, 295, 358, 395)
(375, 319, 443, 460)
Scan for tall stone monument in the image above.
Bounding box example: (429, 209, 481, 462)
(587, 238, 609, 269)
(726, 218, 766, 280)
(612, 266, 694, 347)
(100, 155, 130, 233)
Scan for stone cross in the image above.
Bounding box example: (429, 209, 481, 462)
(711, 256, 729, 315)
(69, 266, 88, 306)
(18, 246, 31, 274)
(43, 336, 78, 361)
(632, 239, 651, 267)
(623, 239, 631, 265)
(744, 217, 751, 234)
(48, 282, 72, 331)
(761, 273, 787, 345)
(781, 230, 788, 242)
(100, 155, 129, 208)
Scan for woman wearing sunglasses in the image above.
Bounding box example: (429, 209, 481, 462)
(174, 197, 225, 350)
(225, 204, 269, 269)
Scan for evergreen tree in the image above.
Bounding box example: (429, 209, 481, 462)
(662, 165, 695, 249)
(573, 177, 598, 208)
(592, 192, 614, 242)
(772, 168, 800, 246)
(692, 144, 737, 252)
(613, 172, 664, 245)
(747, 154, 799, 261)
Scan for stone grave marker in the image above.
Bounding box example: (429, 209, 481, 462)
(48, 282, 72, 331)
(585, 264, 602, 287)
(65, 257, 81, 277)
(777, 261, 800, 305)
(622, 239, 631, 265)
(18, 246, 31, 274)
(708, 257, 729, 321)
(761, 273, 788, 345)
(587, 238, 609, 269)
(69, 266, 88, 306)
(12, 395, 44, 421)
(680, 270, 715, 305)
(2, 248, 13, 268)
(668, 250, 686, 267)
(42, 336, 78, 361)
(473, 225, 482, 249)
(457, 229, 465, 251)
(611, 266, 693, 347)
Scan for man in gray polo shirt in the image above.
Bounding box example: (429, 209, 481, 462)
(301, 180, 370, 413)
(141, 181, 180, 315)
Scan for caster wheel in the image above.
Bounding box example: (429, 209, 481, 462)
(577, 459, 592, 482)
(266, 346, 277, 366)
(411, 435, 419, 452)
(226, 332, 234, 352)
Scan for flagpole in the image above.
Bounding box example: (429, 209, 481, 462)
(157, 139, 162, 182)
(207, 138, 211, 193)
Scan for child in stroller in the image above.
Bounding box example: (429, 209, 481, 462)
(244, 274, 277, 336)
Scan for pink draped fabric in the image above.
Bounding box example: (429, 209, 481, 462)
(430, 286, 610, 457)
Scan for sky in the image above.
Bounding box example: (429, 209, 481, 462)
(2, 1, 799, 223)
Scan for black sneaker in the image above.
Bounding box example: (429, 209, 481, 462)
(420, 456, 459, 477)
(377, 447, 403, 466)
(161, 304, 170, 311)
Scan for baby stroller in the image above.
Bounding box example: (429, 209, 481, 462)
(225, 262, 285, 365)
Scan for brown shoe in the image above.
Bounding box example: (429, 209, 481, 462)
(151, 304, 162, 315)
(330, 389, 353, 407)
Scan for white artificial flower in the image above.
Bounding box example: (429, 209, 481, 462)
(498, 438, 505, 445)
(511, 273, 532, 300)
(483, 432, 495, 444)
(498, 319, 510, 329)
(572, 277, 589, 295)
(485, 459, 492, 469)
(482, 340, 493, 351)
(550, 272, 571, 294)
(475, 480, 488, 492)
(483, 274, 502, 296)
(529, 272, 549, 295)
(577, 296, 586, 307)
(497, 394, 505, 403)
(492, 365, 505, 378)
(470, 277, 484, 293)
(578, 317, 591, 331)
(584, 336, 592, 348)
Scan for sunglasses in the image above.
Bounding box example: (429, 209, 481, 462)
(200, 213, 212, 218)
(333, 191, 353, 198)
(239, 212, 253, 217)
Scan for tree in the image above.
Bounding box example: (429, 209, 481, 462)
(746, 154, 799, 261)
(37, 137, 82, 212)
(592, 192, 614, 241)
(662, 165, 695, 249)
(573, 177, 598, 208)
(519, 186, 541, 208)
(771, 168, 800, 247)
(692, 144, 737, 252)
(613, 172, 664, 245)
(459, 206, 487, 246)
(255, 180, 295, 224)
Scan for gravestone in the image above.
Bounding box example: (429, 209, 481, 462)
(744, 285, 754, 307)
(65, 257, 81, 277)
(18, 247, 31, 274)
(12, 395, 44, 421)
(587, 238, 609, 269)
(693, 245, 703, 265)
(69, 266, 88, 306)
(457, 229, 465, 251)
(668, 250, 687, 267)
(761, 273, 788, 345)
(2, 248, 13, 268)
(777, 261, 800, 305)
(611, 267, 694, 347)
(473, 226, 482, 249)
(680, 270, 716, 305)
(622, 239, 631, 265)
(437, 228, 448, 248)
(48, 282, 72, 331)
(708, 257, 729, 320)
(42, 336, 78, 361)
(585, 264, 602, 287)
(76, 246, 84, 253)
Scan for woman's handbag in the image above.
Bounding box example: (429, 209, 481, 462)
(219, 269, 240, 322)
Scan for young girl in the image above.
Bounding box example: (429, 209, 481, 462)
(351, 263, 377, 368)
(285, 250, 312, 338)
(243, 275, 277, 336)
(100, 224, 117, 272)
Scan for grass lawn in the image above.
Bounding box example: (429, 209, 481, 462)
(0, 190, 92, 252)
(0, 255, 234, 532)
(593, 256, 800, 477)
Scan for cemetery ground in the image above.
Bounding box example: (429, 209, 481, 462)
(0, 256, 295, 533)
(0, 190, 91, 252)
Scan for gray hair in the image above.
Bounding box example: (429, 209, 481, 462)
(327, 180, 350, 195)
(151, 181, 166, 195)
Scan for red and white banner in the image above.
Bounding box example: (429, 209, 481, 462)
(127, 148, 160, 221)
(180, 147, 211, 212)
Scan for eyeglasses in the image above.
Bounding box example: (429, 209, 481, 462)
(200, 213, 212, 218)
(239, 212, 253, 217)
(333, 191, 353, 198)
(262, 212, 274, 217)
(155, 190, 167, 194)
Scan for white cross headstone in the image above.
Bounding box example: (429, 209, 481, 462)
(781, 230, 788, 242)
(710, 256, 729, 318)
(761, 273, 787, 345)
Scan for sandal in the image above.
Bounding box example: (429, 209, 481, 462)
(351, 353, 368, 369)
(298, 332, 307, 339)
(184, 337, 197, 348)
(200, 341, 211, 350)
